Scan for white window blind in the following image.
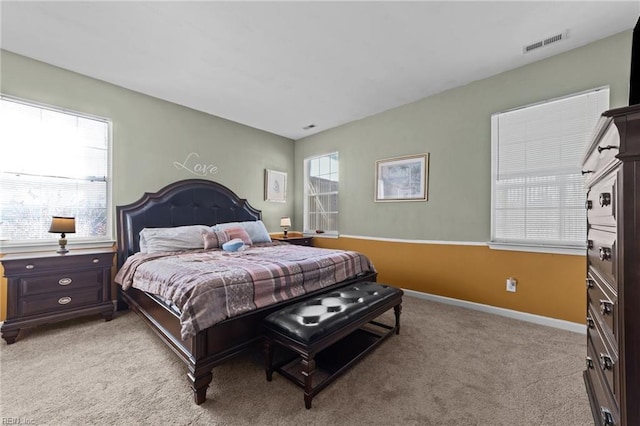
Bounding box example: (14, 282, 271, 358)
(491, 88, 609, 250)
(304, 152, 339, 234)
(0, 96, 111, 245)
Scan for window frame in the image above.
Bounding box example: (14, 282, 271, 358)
(0, 94, 114, 254)
(303, 152, 339, 236)
(489, 87, 609, 255)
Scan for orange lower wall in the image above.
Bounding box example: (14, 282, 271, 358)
(314, 237, 586, 324)
(1, 238, 586, 324)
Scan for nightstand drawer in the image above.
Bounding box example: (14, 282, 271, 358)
(19, 288, 103, 317)
(274, 237, 314, 246)
(2, 252, 113, 276)
(19, 270, 103, 296)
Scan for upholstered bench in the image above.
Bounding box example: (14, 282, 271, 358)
(263, 282, 403, 409)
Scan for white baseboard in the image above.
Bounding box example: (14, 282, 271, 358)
(402, 288, 586, 335)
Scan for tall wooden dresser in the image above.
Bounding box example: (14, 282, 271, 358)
(582, 104, 640, 426)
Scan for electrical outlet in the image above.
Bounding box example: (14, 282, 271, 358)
(506, 277, 517, 292)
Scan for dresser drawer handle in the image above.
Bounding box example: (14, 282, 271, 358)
(599, 247, 611, 261)
(92, 258, 100, 264)
(600, 300, 613, 315)
(25, 264, 35, 270)
(58, 296, 72, 305)
(581, 170, 594, 175)
(586, 278, 594, 289)
(600, 353, 613, 371)
(599, 192, 611, 207)
(586, 317, 595, 329)
(587, 240, 594, 249)
(585, 200, 593, 210)
(58, 278, 73, 286)
(586, 357, 594, 369)
(601, 407, 615, 425)
(597, 145, 619, 153)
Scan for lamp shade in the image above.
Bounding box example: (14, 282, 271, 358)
(280, 217, 291, 228)
(49, 216, 76, 234)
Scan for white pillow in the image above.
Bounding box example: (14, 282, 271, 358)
(139, 225, 210, 253)
(215, 220, 272, 244)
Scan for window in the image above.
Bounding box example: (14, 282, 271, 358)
(490, 88, 609, 253)
(304, 152, 339, 235)
(0, 95, 112, 249)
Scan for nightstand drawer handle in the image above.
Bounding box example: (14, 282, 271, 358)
(92, 258, 99, 264)
(25, 264, 35, 270)
(58, 278, 73, 286)
(58, 296, 72, 305)
(599, 192, 611, 207)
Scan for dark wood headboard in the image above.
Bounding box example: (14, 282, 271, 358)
(116, 179, 261, 267)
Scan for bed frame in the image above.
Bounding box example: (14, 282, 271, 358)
(116, 179, 376, 404)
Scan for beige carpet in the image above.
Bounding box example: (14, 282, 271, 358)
(0, 296, 593, 426)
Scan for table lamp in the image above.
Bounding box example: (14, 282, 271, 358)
(280, 217, 291, 238)
(49, 216, 76, 254)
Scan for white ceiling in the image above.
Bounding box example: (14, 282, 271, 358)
(1, 1, 638, 140)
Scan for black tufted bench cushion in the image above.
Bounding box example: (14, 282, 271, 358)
(263, 282, 403, 409)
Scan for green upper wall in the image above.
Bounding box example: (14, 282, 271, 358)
(0, 30, 633, 242)
(0, 50, 295, 234)
(294, 30, 632, 242)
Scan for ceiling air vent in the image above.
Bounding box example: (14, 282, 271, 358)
(523, 31, 568, 54)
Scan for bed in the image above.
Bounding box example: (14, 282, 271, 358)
(115, 178, 377, 404)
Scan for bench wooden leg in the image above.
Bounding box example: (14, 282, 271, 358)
(394, 303, 402, 335)
(301, 356, 315, 409)
(264, 338, 274, 382)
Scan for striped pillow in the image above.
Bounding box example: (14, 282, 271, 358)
(202, 230, 229, 250)
(223, 227, 253, 246)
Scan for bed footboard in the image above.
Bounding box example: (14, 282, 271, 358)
(119, 270, 377, 404)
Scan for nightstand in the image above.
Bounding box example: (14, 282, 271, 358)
(1, 248, 115, 344)
(272, 236, 314, 247)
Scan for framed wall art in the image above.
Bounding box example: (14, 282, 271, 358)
(375, 153, 429, 202)
(264, 169, 287, 203)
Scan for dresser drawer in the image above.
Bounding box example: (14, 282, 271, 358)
(582, 124, 620, 179)
(587, 295, 617, 348)
(588, 316, 620, 403)
(18, 287, 103, 317)
(586, 174, 617, 228)
(585, 340, 620, 426)
(587, 228, 617, 286)
(19, 270, 103, 297)
(587, 271, 618, 342)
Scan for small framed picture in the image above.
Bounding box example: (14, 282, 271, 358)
(375, 153, 429, 202)
(264, 169, 287, 203)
